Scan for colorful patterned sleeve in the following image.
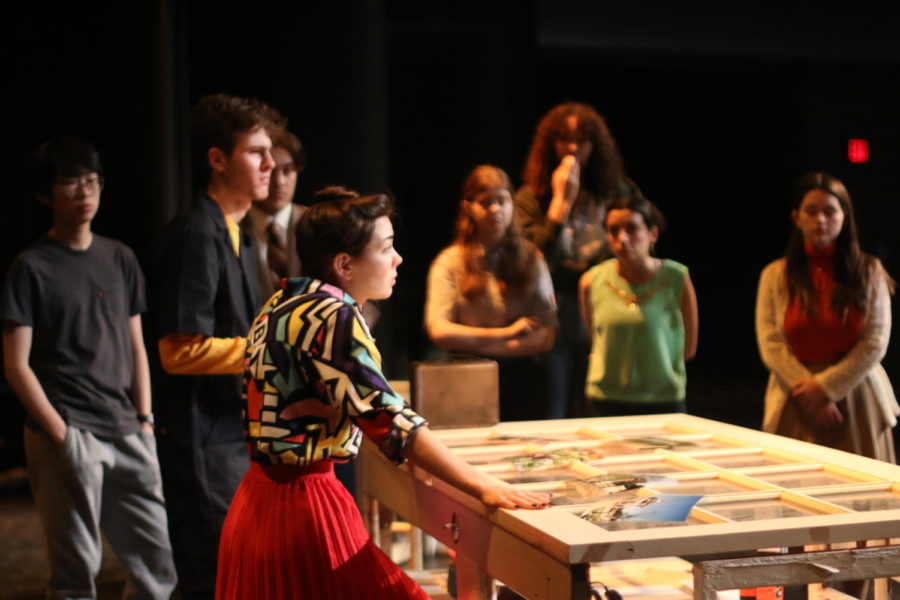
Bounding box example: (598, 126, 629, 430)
(244, 282, 427, 466)
(306, 300, 427, 464)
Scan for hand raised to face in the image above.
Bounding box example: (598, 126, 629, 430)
(548, 155, 581, 223)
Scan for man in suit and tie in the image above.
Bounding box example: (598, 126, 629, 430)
(241, 129, 305, 302)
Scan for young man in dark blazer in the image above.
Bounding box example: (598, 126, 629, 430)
(153, 93, 283, 600)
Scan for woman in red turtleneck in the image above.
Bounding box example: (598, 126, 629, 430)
(755, 172, 898, 462)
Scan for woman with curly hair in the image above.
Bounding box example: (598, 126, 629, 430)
(755, 172, 898, 461)
(426, 165, 558, 421)
(516, 102, 630, 418)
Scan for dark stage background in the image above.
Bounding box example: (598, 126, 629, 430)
(3, 1, 900, 469)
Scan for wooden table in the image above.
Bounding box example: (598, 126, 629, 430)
(357, 414, 900, 600)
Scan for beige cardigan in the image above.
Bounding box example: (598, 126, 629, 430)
(755, 258, 899, 431)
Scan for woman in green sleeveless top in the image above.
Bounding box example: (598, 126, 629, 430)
(578, 194, 698, 416)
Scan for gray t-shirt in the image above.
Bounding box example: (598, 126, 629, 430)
(1, 235, 146, 437)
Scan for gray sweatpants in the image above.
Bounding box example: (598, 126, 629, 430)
(24, 426, 177, 600)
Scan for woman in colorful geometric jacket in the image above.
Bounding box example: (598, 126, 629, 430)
(215, 189, 549, 600)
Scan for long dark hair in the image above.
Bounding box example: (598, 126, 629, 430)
(454, 165, 539, 300)
(785, 172, 893, 316)
(522, 102, 624, 205)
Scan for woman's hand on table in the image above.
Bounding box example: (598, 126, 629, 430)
(481, 485, 551, 510)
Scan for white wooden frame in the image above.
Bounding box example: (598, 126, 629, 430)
(357, 414, 900, 600)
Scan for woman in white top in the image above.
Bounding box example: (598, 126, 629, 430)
(425, 165, 558, 421)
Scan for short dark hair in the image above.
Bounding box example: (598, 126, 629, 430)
(190, 93, 285, 188)
(297, 187, 395, 282)
(28, 137, 104, 200)
(272, 130, 305, 173)
(604, 190, 667, 234)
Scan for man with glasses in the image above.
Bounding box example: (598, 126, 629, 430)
(1, 137, 177, 599)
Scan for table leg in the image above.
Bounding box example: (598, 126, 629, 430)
(456, 552, 495, 600)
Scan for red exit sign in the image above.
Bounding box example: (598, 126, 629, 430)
(848, 139, 869, 163)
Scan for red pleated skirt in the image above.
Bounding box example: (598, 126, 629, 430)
(215, 460, 429, 600)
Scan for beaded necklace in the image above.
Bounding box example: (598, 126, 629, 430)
(607, 260, 669, 310)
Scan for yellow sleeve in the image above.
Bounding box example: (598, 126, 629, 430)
(158, 333, 246, 375)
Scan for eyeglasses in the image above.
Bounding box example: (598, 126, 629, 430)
(53, 175, 104, 194)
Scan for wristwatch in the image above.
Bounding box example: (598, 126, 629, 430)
(137, 413, 155, 426)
